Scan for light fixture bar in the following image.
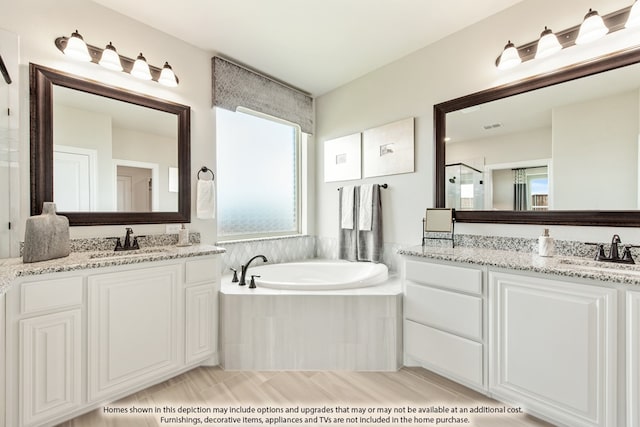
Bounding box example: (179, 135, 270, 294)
(495, 5, 633, 67)
(54, 36, 179, 85)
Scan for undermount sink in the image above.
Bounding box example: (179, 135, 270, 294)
(88, 248, 169, 259)
(558, 257, 640, 276)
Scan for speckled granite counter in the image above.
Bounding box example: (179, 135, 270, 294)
(399, 245, 640, 286)
(0, 244, 226, 296)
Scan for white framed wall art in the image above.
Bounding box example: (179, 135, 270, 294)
(363, 117, 414, 178)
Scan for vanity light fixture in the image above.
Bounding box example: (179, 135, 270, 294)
(575, 9, 609, 44)
(158, 62, 178, 87)
(131, 53, 152, 80)
(496, 41, 521, 70)
(626, 0, 640, 28)
(55, 32, 179, 87)
(535, 27, 562, 59)
(98, 42, 123, 72)
(496, 3, 639, 69)
(63, 30, 91, 62)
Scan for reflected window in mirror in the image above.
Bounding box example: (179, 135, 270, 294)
(30, 63, 190, 226)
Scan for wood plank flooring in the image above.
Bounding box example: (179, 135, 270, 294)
(58, 367, 554, 426)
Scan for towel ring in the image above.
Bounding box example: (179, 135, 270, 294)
(198, 166, 215, 180)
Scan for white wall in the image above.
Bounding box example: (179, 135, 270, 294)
(112, 127, 178, 211)
(446, 127, 551, 167)
(552, 90, 638, 210)
(54, 104, 114, 210)
(1, 0, 217, 244)
(315, 0, 640, 246)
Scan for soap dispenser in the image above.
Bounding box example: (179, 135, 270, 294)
(177, 224, 190, 246)
(538, 228, 555, 257)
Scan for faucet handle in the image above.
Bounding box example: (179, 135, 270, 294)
(106, 237, 123, 251)
(585, 242, 607, 261)
(249, 275, 260, 289)
(230, 268, 239, 283)
(622, 245, 640, 264)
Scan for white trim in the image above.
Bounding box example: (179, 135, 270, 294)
(112, 159, 160, 211)
(54, 144, 98, 211)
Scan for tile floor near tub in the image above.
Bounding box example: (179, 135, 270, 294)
(58, 366, 552, 427)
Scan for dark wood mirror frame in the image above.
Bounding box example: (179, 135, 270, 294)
(435, 47, 640, 227)
(30, 63, 191, 226)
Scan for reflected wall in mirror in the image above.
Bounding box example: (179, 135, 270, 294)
(434, 47, 640, 226)
(30, 63, 190, 226)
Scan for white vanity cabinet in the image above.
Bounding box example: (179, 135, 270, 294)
(88, 264, 181, 401)
(628, 290, 640, 427)
(184, 257, 218, 364)
(489, 271, 617, 427)
(402, 258, 485, 390)
(4, 254, 220, 427)
(8, 275, 84, 427)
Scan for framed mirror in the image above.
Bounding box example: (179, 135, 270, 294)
(30, 63, 191, 226)
(435, 47, 640, 226)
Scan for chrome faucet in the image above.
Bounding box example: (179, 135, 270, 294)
(238, 255, 268, 286)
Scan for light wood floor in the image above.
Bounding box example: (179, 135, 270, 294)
(58, 366, 555, 426)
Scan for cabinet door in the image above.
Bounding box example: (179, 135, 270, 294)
(20, 309, 82, 427)
(88, 265, 180, 402)
(185, 283, 216, 364)
(628, 290, 640, 427)
(489, 272, 616, 427)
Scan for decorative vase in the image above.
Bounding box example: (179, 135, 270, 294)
(23, 202, 71, 263)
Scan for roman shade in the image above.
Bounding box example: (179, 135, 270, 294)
(212, 56, 313, 134)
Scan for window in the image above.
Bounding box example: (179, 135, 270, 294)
(216, 107, 301, 239)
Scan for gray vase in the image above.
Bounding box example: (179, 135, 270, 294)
(23, 202, 71, 263)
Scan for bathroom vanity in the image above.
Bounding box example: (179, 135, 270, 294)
(400, 246, 639, 427)
(0, 245, 223, 427)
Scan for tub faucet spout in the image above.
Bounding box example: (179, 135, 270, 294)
(239, 255, 268, 286)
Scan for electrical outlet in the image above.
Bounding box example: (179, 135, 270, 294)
(165, 224, 181, 234)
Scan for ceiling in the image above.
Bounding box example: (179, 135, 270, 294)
(447, 60, 640, 143)
(91, 0, 523, 96)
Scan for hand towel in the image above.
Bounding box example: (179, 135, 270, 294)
(340, 185, 355, 229)
(196, 179, 216, 219)
(357, 184, 383, 263)
(358, 184, 374, 231)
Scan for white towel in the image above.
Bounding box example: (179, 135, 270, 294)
(359, 184, 374, 231)
(340, 185, 355, 229)
(196, 179, 216, 219)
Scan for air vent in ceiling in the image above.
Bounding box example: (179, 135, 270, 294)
(483, 123, 502, 130)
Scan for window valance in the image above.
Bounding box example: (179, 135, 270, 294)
(212, 56, 313, 134)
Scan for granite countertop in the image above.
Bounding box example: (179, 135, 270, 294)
(399, 245, 640, 286)
(0, 244, 226, 296)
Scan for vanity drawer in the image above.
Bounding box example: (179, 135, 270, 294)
(405, 319, 483, 387)
(185, 257, 218, 285)
(405, 283, 482, 341)
(405, 259, 482, 295)
(20, 276, 84, 315)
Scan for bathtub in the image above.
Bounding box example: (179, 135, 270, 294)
(220, 259, 401, 370)
(249, 260, 388, 290)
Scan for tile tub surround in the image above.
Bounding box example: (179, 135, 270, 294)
(220, 273, 402, 371)
(0, 243, 225, 296)
(399, 244, 640, 286)
(316, 236, 402, 271)
(217, 235, 316, 274)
